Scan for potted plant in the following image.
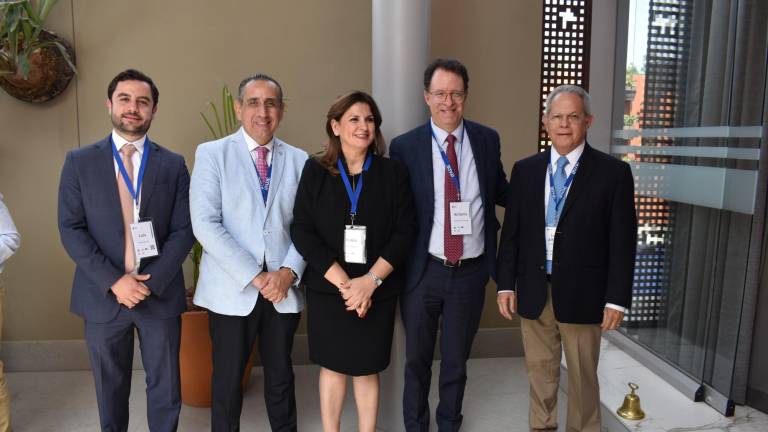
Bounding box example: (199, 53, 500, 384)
(0, 0, 76, 103)
(181, 85, 258, 407)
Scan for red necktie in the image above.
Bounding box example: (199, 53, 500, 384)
(253, 146, 269, 203)
(443, 134, 463, 263)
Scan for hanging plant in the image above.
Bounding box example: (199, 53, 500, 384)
(0, 0, 76, 103)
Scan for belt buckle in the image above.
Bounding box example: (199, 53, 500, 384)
(443, 258, 458, 267)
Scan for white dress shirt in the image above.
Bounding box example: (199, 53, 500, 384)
(499, 142, 626, 313)
(243, 129, 274, 167)
(111, 130, 146, 222)
(427, 119, 485, 260)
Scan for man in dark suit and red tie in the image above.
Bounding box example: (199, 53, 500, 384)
(58, 69, 194, 432)
(389, 58, 508, 432)
(496, 84, 637, 432)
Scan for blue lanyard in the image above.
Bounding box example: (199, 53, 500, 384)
(431, 127, 464, 199)
(548, 158, 580, 210)
(338, 154, 372, 222)
(110, 136, 149, 208)
(255, 162, 272, 204)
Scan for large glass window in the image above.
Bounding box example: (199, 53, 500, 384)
(612, 0, 767, 412)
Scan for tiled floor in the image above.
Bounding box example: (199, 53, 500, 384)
(8, 357, 554, 431)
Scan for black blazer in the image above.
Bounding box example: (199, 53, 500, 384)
(58, 137, 195, 323)
(496, 144, 637, 324)
(389, 120, 508, 291)
(291, 155, 416, 299)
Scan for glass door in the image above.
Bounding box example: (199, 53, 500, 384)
(611, 0, 768, 414)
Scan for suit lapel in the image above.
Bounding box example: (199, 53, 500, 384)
(417, 124, 435, 208)
(139, 140, 161, 217)
(559, 143, 595, 221)
(534, 149, 549, 230)
(233, 130, 266, 208)
(265, 138, 286, 214)
(99, 137, 123, 220)
(464, 121, 488, 205)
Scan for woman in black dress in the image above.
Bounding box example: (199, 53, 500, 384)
(291, 91, 415, 432)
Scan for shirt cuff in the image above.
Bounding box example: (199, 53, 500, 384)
(497, 290, 515, 295)
(605, 303, 627, 313)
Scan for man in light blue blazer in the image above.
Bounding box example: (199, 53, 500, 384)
(190, 74, 308, 432)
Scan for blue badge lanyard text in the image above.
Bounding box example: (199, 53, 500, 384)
(338, 154, 372, 226)
(111, 136, 150, 215)
(547, 158, 580, 222)
(430, 127, 464, 200)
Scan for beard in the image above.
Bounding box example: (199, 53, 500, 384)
(111, 111, 152, 137)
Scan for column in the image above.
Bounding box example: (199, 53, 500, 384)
(372, 1, 431, 430)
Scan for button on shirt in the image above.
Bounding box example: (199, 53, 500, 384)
(112, 130, 146, 222)
(427, 119, 485, 260)
(0, 193, 20, 273)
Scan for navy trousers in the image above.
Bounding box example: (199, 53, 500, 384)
(84, 308, 181, 432)
(401, 258, 488, 432)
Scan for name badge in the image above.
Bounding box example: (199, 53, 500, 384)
(449, 201, 472, 235)
(130, 219, 159, 260)
(344, 225, 367, 264)
(545, 226, 556, 261)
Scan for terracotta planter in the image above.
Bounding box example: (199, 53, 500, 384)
(0, 29, 75, 103)
(180, 310, 258, 408)
(180, 310, 213, 407)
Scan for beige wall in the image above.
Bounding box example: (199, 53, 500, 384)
(0, 0, 542, 341)
(0, 0, 371, 341)
(432, 0, 543, 328)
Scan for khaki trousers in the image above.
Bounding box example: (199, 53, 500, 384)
(0, 280, 10, 431)
(520, 286, 601, 432)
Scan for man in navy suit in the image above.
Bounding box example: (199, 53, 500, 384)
(496, 85, 637, 431)
(58, 69, 194, 432)
(389, 58, 508, 432)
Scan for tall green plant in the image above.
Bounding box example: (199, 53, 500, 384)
(200, 85, 239, 140)
(0, 0, 76, 79)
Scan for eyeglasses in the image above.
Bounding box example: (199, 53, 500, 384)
(428, 91, 466, 102)
(547, 113, 585, 124)
(244, 98, 281, 110)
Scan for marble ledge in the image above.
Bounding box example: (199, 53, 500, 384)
(587, 338, 768, 432)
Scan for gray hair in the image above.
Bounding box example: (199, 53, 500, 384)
(544, 85, 591, 116)
(237, 73, 284, 106)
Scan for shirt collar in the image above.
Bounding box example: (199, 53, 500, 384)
(430, 119, 465, 147)
(111, 130, 146, 154)
(550, 141, 585, 168)
(242, 127, 275, 153)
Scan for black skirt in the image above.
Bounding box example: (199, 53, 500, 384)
(306, 288, 398, 376)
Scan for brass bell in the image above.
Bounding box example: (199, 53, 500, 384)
(617, 382, 645, 420)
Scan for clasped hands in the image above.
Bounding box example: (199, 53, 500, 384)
(338, 276, 376, 319)
(111, 273, 151, 308)
(252, 267, 294, 303)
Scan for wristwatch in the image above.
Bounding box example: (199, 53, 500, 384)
(367, 271, 383, 287)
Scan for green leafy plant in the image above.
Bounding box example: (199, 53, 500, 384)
(0, 0, 76, 79)
(200, 85, 239, 140)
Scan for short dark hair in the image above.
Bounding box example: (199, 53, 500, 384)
(423, 58, 469, 91)
(107, 69, 159, 107)
(319, 91, 385, 175)
(238, 74, 284, 106)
